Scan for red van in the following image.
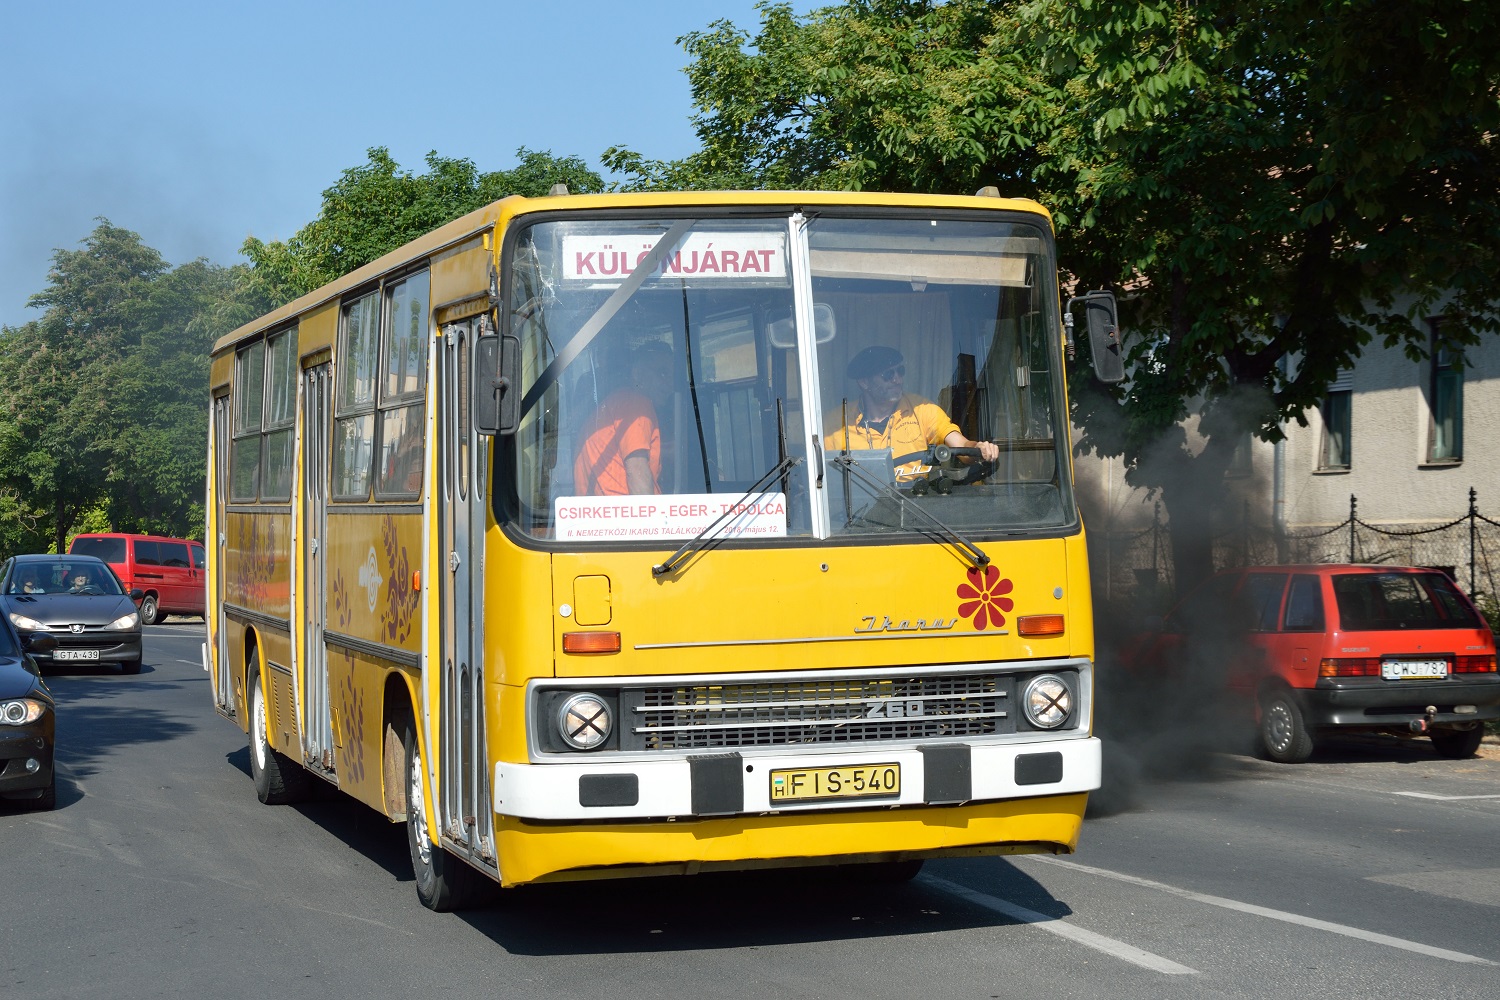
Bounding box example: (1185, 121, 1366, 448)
(1127, 565, 1499, 762)
(67, 533, 207, 624)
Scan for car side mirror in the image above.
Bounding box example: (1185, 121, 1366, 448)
(26, 633, 58, 654)
(474, 329, 522, 436)
(130, 588, 144, 602)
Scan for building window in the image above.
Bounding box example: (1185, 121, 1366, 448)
(1320, 391, 1351, 470)
(1427, 321, 1462, 463)
(1317, 367, 1352, 471)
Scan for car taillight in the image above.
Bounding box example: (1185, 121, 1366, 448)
(1319, 657, 1381, 677)
(1454, 655, 1497, 673)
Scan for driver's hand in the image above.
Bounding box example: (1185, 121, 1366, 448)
(977, 440, 1000, 463)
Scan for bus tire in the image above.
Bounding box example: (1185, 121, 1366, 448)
(1259, 690, 1314, 764)
(403, 722, 490, 911)
(249, 672, 312, 804)
(140, 593, 161, 625)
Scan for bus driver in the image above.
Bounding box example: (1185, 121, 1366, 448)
(574, 341, 675, 496)
(825, 346, 1000, 483)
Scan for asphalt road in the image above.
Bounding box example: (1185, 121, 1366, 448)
(4, 625, 1498, 999)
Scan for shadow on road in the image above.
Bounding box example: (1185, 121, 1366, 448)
(455, 857, 1071, 955)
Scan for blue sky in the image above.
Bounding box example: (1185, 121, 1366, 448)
(0, 0, 813, 329)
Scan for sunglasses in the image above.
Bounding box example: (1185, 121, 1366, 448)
(872, 364, 906, 381)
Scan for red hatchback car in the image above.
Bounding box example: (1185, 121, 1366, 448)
(1130, 565, 1499, 762)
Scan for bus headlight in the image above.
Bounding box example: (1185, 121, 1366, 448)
(557, 692, 612, 750)
(1023, 674, 1072, 729)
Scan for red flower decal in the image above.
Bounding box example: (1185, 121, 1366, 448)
(957, 566, 1014, 631)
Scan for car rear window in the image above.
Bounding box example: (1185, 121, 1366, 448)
(71, 536, 126, 562)
(1332, 572, 1481, 630)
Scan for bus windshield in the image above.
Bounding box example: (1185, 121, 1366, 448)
(507, 211, 1075, 544)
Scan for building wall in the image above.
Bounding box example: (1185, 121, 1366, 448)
(1281, 334, 1499, 529)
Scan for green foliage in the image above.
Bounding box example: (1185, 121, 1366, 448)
(242, 147, 605, 305)
(0, 221, 243, 555)
(653, 0, 1500, 591)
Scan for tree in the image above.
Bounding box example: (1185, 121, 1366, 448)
(242, 147, 606, 305)
(0, 220, 240, 553)
(622, 0, 1500, 592)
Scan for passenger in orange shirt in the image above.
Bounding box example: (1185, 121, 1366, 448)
(574, 342, 675, 495)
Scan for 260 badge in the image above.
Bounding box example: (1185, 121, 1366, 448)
(769, 763, 901, 804)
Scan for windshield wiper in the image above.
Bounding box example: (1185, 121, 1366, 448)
(829, 455, 991, 570)
(651, 455, 802, 578)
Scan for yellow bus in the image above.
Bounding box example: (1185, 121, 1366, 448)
(205, 188, 1122, 909)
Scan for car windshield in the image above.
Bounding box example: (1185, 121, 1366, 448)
(6, 561, 124, 596)
(504, 211, 1075, 544)
(1332, 572, 1481, 630)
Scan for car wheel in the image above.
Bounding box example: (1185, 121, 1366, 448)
(1259, 690, 1314, 763)
(16, 773, 57, 811)
(403, 721, 491, 911)
(249, 672, 312, 804)
(139, 594, 160, 626)
(1430, 726, 1484, 759)
(120, 658, 142, 675)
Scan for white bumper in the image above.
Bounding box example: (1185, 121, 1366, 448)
(493, 737, 1101, 822)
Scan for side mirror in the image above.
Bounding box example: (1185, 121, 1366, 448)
(26, 633, 58, 654)
(1067, 290, 1125, 384)
(130, 588, 144, 602)
(475, 330, 522, 436)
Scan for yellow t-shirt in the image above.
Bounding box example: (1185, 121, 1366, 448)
(824, 394, 960, 481)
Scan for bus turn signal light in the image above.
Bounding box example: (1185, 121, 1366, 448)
(562, 631, 622, 655)
(1017, 615, 1065, 637)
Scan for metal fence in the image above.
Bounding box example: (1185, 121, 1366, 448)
(1093, 488, 1500, 609)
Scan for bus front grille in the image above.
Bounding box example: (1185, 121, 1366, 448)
(628, 672, 1009, 751)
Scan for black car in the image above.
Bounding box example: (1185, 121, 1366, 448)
(0, 613, 56, 810)
(0, 554, 143, 674)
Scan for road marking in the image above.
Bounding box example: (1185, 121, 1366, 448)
(921, 875, 1198, 975)
(1393, 791, 1500, 801)
(1025, 856, 1498, 966)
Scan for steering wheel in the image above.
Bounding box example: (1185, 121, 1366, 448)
(73, 585, 103, 595)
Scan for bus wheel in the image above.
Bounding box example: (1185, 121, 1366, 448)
(1259, 690, 1314, 764)
(403, 723, 490, 911)
(140, 594, 161, 625)
(249, 672, 312, 804)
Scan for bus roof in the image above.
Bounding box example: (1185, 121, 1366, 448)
(212, 189, 1053, 357)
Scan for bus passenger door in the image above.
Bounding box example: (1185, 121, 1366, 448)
(438, 319, 494, 866)
(211, 393, 234, 715)
(302, 364, 336, 774)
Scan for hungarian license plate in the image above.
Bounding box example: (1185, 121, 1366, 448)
(54, 649, 100, 661)
(1382, 659, 1448, 680)
(770, 763, 900, 804)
